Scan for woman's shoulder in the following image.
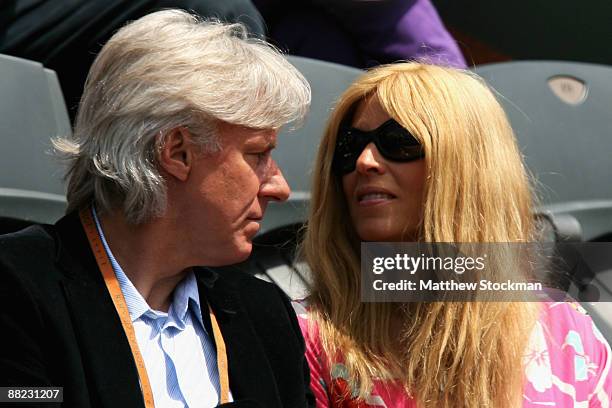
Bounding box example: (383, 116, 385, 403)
(525, 301, 611, 406)
(538, 302, 611, 379)
(291, 298, 322, 347)
(291, 298, 310, 319)
(291, 298, 311, 327)
(538, 301, 609, 354)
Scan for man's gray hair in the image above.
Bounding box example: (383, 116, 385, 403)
(54, 9, 311, 224)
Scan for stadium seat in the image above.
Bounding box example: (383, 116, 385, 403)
(475, 60, 612, 341)
(474, 61, 612, 241)
(0, 188, 66, 235)
(0, 54, 68, 230)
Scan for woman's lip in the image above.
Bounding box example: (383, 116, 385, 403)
(357, 197, 395, 207)
(355, 187, 397, 201)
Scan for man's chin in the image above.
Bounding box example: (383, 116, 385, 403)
(232, 243, 253, 264)
(243, 220, 261, 238)
(222, 240, 253, 265)
(199, 238, 254, 267)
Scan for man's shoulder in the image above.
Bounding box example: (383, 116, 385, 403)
(201, 266, 297, 325)
(203, 266, 289, 305)
(0, 223, 61, 284)
(231, 268, 285, 294)
(0, 223, 57, 262)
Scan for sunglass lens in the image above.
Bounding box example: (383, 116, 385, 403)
(378, 128, 423, 161)
(334, 129, 359, 174)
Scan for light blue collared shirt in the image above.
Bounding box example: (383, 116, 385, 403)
(92, 207, 229, 407)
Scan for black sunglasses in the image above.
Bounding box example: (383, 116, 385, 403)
(332, 118, 424, 175)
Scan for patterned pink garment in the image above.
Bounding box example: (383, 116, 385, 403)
(294, 301, 612, 407)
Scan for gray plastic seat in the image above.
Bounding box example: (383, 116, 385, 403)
(0, 54, 69, 227)
(475, 61, 612, 341)
(474, 61, 612, 242)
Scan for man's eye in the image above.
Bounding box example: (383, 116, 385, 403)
(249, 151, 270, 165)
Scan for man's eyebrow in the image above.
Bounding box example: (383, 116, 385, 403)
(246, 138, 276, 150)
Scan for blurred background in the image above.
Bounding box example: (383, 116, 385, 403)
(434, 0, 612, 66)
(3, 0, 611, 121)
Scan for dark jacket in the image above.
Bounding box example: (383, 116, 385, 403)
(0, 212, 314, 408)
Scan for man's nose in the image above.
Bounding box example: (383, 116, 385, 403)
(259, 161, 291, 202)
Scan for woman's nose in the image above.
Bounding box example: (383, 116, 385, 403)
(355, 143, 386, 175)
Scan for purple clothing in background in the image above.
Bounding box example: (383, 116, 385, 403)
(380, 0, 467, 68)
(255, 0, 467, 69)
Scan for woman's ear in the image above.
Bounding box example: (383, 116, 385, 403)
(157, 127, 194, 182)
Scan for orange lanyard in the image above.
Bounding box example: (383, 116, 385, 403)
(80, 207, 230, 406)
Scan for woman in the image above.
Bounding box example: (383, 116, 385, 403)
(297, 63, 611, 407)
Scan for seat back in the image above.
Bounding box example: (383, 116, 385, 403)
(476, 61, 612, 342)
(474, 61, 612, 241)
(0, 54, 68, 227)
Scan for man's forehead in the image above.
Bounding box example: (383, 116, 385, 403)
(240, 127, 278, 146)
(215, 121, 278, 148)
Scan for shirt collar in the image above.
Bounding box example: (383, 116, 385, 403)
(92, 206, 150, 322)
(91, 206, 205, 330)
(171, 271, 204, 329)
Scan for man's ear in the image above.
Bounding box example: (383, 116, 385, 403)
(157, 127, 195, 182)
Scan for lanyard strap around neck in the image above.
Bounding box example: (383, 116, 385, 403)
(79, 207, 230, 406)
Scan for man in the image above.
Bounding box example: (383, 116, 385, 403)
(0, 10, 312, 408)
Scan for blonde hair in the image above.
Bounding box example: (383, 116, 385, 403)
(54, 9, 310, 224)
(302, 63, 539, 407)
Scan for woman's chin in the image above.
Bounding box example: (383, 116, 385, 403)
(356, 224, 417, 242)
(357, 228, 401, 242)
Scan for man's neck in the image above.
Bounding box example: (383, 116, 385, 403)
(98, 209, 189, 312)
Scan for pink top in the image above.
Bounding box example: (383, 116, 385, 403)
(294, 301, 612, 407)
